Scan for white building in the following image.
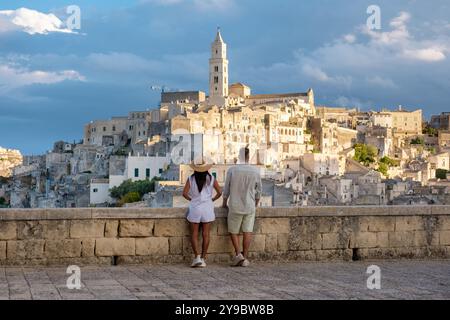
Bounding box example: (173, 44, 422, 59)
(90, 179, 111, 205)
(370, 112, 393, 128)
(126, 155, 170, 182)
(302, 153, 341, 176)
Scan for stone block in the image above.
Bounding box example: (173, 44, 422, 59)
(95, 238, 135, 256)
(136, 237, 169, 256)
(0, 222, 17, 240)
(17, 221, 43, 239)
(41, 220, 69, 239)
(216, 219, 229, 236)
(265, 234, 277, 252)
(208, 236, 234, 254)
(395, 216, 424, 232)
(310, 234, 323, 250)
(322, 233, 340, 249)
(105, 220, 119, 238)
(440, 231, 450, 245)
(45, 239, 82, 258)
(389, 231, 414, 248)
(288, 235, 311, 251)
(365, 217, 395, 232)
(352, 232, 378, 248)
(169, 237, 183, 255)
(7, 240, 45, 259)
(70, 220, 105, 238)
(316, 217, 341, 233)
(154, 219, 190, 237)
(376, 232, 389, 248)
(119, 220, 153, 237)
(81, 239, 95, 257)
(259, 218, 290, 234)
(316, 249, 347, 261)
(438, 217, 450, 231)
(277, 234, 289, 251)
(0, 242, 6, 260)
(249, 234, 265, 252)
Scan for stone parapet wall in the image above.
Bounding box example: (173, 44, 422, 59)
(0, 206, 449, 265)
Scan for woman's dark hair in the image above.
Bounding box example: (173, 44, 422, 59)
(193, 171, 211, 193)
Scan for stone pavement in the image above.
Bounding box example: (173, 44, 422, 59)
(0, 260, 449, 300)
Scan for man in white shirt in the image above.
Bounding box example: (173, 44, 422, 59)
(222, 147, 262, 267)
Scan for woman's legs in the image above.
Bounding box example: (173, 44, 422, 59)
(190, 223, 200, 257)
(201, 223, 211, 259)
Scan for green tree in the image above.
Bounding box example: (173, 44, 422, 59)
(423, 127, 438, 137)
(110, 179, 156, 200)
(436, 169, 449, 180)
(410, 137, 424, 145)
(379, 156, 400, 167)
(377, 162, 389, 177)
(353, 144, 378, 166)
(118, 192, 142, 206)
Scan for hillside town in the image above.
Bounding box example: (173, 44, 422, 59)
(1, 29, 449, 209)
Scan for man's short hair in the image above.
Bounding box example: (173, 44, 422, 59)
(244, 146, 250, 163)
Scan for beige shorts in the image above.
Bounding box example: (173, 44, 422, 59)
(228, 212, 256, 234)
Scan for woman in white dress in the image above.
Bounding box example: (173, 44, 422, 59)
(183, 161, 222, 268)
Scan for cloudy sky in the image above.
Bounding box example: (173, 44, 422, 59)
(0, 0, 449, 154)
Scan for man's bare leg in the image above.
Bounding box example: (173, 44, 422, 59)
(230, 234, 241, 256)
(242, 232, 252, 259)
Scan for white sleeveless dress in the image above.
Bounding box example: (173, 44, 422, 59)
(186, 175, 216, 224)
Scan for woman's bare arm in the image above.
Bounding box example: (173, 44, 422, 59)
(182, 179, 191, 201)
(212, 179, 222, 202)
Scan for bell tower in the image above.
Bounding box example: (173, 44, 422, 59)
(209, 27, 229, 107)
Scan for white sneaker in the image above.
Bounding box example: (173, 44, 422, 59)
(191, 255, 203, 268)
(199, 258, 207, 268)
(231, 253, 245, 267)
(241, 259, 250, 267)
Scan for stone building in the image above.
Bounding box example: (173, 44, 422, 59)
(430, 112, 450, 130)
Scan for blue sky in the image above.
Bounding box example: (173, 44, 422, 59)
(0, 0, 449, 154)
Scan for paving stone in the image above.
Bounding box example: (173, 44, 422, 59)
(0, 261, 448, 300)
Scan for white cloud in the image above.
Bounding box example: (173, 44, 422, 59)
(403, 47, 446, 62)
(237, 11, 449, 110)
(362, 11, 447, 62)
(0, 7, 76, 35)
(366, 76, 397, 89)
(343, 34, 356, 44)
(0, 64, 85, 93)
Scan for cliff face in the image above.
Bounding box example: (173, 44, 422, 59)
(0, 147, 23, 177)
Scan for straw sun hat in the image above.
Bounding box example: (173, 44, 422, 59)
(189, 156, 214, 173)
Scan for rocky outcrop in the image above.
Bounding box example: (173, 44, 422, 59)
(0, 147, 23, 177)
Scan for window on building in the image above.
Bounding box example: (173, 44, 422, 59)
(214, 76, 219, 84)
(212, 172, 217, 179)
(103, 127, 106, 132)
(146, 168, 150, 179)
(214, 66, 219, 72)
(93, 188, 98, 193)
(112, 126, 116, 131)
(134, 168, 139, 178)
(159, 168, 163, 174)
(129, 125, 133, 131)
